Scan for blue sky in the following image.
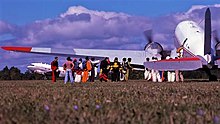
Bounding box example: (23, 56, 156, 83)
(1, 0, 219, 25)
(0, 0, 220, 72)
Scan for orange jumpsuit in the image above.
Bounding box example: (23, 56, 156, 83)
(82, 60, 92, 83)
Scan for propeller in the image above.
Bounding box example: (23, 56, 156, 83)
(143, 30, 153, 50)
(143, 30, 153, 44)
(143, 30, 168, 59)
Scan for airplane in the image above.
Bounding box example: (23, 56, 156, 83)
(1, 8, 220, 81)
(27, 62, 66, 77)
(144, 8, 220, 81)
(27, 60, 100, 77)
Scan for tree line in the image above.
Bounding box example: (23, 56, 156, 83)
(0, 66, 219, 80)
(0, 66, 45, 80)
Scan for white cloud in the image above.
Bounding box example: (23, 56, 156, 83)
(186, 4, 220, 14)
(60, 6, 130, 19)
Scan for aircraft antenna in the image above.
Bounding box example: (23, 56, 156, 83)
(198, 19, 204, 26)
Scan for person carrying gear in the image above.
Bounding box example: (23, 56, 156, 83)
(99, 57, 110, 82)
(125, 58, 133, 81)
(111, 57, 121, 82)
(82, 56, 92, 83)
(51, 57, 59, 83)
(63, 57, 74, 84)
(120, 58, 127, 81)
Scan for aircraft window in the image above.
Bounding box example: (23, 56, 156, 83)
(196, 30, 200, 33)
(189, 22, 196, 28)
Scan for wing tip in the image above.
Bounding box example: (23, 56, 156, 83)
(1, 46, 32, 52)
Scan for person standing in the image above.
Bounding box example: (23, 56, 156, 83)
(75, 58, 83, 83)
(179, 72, 184, 82)
(51, 57, 59, 83)
(82, 56, 92, 83)
(120, 58, 127, 81)
(99, 57, 110, 82)
(63, 57, 74, 84)
(176, 49, 184, 82)
(125, 58, 133, 81)
(72, 58, 78, 80)
(111, 57, 121, 82)
(144, 58, 152, 81)
(89, 57, 96, 82)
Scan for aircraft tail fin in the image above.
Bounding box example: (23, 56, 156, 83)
(204, 8, 211, 55)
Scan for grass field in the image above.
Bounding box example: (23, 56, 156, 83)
(0, 80, 220, 124)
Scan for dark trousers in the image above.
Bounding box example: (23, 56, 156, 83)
(89, 69, 95, 82)
(111, 71, 120, 82)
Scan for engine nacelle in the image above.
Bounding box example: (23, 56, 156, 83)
(144, 42, 163, 54)
(144, 42, 170, 59)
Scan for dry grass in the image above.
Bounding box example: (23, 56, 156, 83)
(0, 80, 220, 124)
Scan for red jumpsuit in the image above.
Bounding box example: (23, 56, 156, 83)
(51, 60, 58, 82)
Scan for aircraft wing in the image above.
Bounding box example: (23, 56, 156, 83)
(144, 47, 203, 71)
(144, 57, 203, 71)
(1, 46, 146, 66)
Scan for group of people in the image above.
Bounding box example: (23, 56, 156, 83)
(51, 55, 184, 83)
(51, 56, 133, 84)
(99, 57, 133, 82)
(51, 56, 98, 84)
(144, 56, 184, 82)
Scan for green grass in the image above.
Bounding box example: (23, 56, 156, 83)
(0, 80, 220, 123)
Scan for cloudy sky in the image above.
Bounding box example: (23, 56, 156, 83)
(0, 0, 220, 72)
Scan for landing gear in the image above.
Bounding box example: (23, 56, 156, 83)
(203, 66, 218, 81)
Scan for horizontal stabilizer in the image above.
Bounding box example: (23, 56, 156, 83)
(144, 57, 202, 71)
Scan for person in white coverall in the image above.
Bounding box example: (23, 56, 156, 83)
(144, 58, 152, 81)
(166, 56, 175, 82)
